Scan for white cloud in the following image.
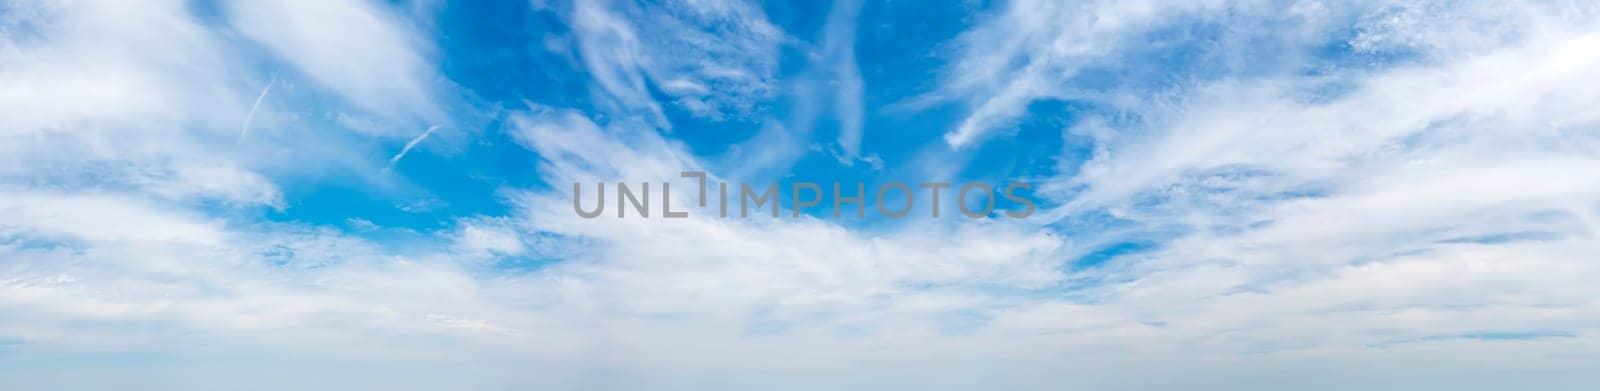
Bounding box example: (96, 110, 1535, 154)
(1022, 0, 1600, 367)
(0, 0, 503, 363)
(930, 0, 1230, 147)
(567, 0, 783, 125)
(0, 0, 282, 207)
(449, 218, 528, 257)
(820, 0, 866, 160)
(224, 0, 447, 129)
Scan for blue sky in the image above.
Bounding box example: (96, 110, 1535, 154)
(3, 0, 1600, 389)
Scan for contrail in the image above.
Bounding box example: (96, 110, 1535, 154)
(239, 75, 276, 141)
(389, 125, 441, 166)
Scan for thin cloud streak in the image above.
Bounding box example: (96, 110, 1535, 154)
(238, 75, 275, 141)
(388, 124, 440, 166)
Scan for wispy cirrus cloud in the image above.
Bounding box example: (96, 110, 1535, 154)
(1021, 0, 1600, 364)
(565, 0, 783, 127)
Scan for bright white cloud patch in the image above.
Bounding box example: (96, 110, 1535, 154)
(225, 0, 447, 128)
